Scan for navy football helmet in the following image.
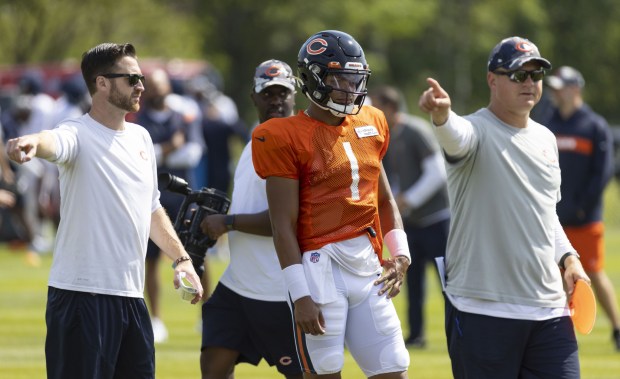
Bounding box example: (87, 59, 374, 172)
(297, 30, 371, 117)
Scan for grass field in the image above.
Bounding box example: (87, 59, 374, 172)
(1, 184, 620, 378)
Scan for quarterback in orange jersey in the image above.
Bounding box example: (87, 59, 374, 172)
(252, 105, 389, 255)
(253, 30, 411, 379)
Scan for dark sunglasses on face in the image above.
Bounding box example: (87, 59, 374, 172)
(101, 73, 145, 86)
(494, 69, 545, 83)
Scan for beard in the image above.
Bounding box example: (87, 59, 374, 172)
(108, 81, 140, 113)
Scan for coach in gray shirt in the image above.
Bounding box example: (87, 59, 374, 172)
(418, 36, 589, 379)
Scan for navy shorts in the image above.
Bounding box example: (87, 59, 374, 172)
(201, 283, 302, 376)
(45, 287, 155, 379)
(445, 297, 580, 379)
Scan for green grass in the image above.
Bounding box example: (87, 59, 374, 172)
(2, 183, 620, 378)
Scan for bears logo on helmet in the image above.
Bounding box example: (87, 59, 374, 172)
(306, 38, 328, 55)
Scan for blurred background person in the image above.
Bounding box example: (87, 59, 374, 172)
(136, 68, 205, 343)
(15, 73, 56, 256)
(371, 85, 450, 349)
(187, 69, 248, 194)
(1, 71, 57, 264)
(0, 128, 32, 250)
(542, 66, 620, 351)
(50, 73, 91, 125)
(13, 70, 56, 137)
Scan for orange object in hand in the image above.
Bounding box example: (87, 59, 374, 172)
(569, 279, 597, 335)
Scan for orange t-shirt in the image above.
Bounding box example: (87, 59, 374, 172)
(252, 106, 389, 254)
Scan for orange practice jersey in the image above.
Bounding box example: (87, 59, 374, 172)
(252, 106, 389, 254)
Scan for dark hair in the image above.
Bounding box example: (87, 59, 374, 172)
(81, 43, 137, 95)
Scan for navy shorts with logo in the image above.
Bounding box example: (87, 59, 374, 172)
(45, 287, 155, 379)
(202, 282, 302, 376)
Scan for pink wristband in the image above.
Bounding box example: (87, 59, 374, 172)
(384, 229, 411, 262)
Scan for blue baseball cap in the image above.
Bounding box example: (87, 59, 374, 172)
(487, 36, 551, 72)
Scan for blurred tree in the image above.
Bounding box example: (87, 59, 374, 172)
(0, 0, 619, 124)
(382, 0, 553, 115)
(541, 0, 620, 124)
(0, 0, 203, 64)
(189, 0, 436, 123)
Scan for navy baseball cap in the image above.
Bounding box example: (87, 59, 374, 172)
(546, 66, 585, 89)
(487, 37, 551, 72)
(253, 59, 296, 93)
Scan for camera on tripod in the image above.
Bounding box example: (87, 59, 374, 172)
(158, 173, 231, 277)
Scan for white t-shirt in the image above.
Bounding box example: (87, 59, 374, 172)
(47, 114, 160, 297)
(219, 141, 287, 301)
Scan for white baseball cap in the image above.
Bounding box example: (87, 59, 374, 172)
(546, 66, 585, 90)
(253, 59, 296, 93)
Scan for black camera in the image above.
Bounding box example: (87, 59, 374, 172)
(158, 173, 230, 277)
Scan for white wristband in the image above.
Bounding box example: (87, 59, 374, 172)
(282, 264, 311, 302)
(384, 229, 411, 262)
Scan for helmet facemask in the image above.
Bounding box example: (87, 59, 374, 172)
(301, 61, 370, 117)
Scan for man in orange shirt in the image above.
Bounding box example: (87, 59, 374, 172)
(252, 30, 411, 378)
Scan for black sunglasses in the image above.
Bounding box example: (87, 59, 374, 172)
(494, 69, 545, 83)
(101, 73, 145, 86)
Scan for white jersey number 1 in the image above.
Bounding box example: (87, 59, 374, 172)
(342, 142, 360, 201)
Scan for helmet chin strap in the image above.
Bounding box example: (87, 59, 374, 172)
(326, 98, 359, 117)
(305, 92, 359, 117)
